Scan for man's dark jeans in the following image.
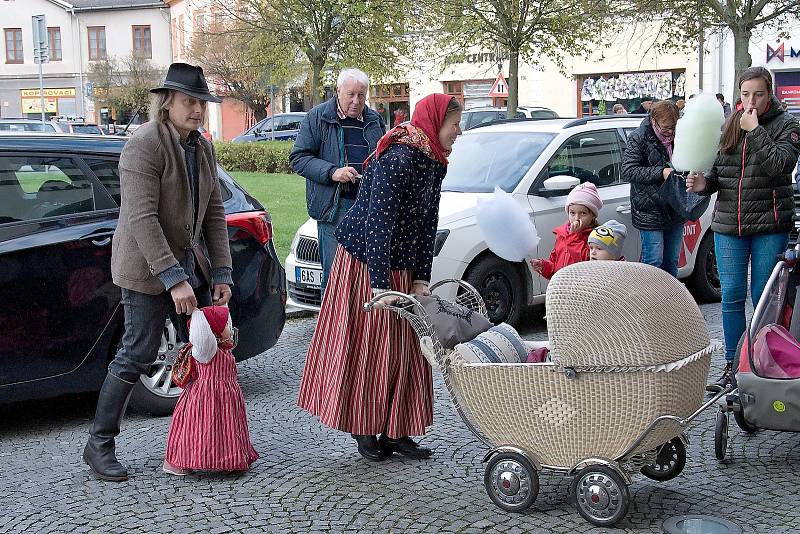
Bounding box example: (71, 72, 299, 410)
(108, 286, 211, 384)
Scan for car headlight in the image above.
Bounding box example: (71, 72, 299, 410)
(290, 231, 301, 255)
(433, 229, 449, 256)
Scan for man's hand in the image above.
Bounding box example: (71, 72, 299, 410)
(213, 284, 232, 306)
(170, 281, 198, 315)
(662, 167, 673, 181)
(741, 108, 759, 132)
(685, 171, 707, 193)
(332, 166, 360, 183)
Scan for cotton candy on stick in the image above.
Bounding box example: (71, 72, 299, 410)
(671, 92, 725, 173)
(476, 186, 540, 262)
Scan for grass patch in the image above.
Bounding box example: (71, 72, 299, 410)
(230, 172, 308, 261)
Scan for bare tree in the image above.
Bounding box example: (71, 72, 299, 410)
(420, 0, 616, 116)
(87, 53, 163, 119)
(189, 15, 300, 120)
(213, 0, 416, 106)
(629, 0, 800, 98)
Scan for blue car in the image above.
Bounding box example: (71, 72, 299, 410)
(0, 133, 287, 415)
(231, 113, 307, 143)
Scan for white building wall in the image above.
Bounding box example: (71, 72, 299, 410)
(0, 0, 170, 120)
(400, 21, 701, 118)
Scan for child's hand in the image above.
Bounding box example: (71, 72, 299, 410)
(569, 219, 581, 233)
(529, 259, 543, 273)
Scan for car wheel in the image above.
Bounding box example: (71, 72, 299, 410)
(463, 256, 524, 325)
(127, 318, 184, 416)
(688, 233, 721, 303)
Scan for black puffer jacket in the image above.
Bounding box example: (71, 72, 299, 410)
(622, 116, 685, 230)
(704, 96, 800, 236)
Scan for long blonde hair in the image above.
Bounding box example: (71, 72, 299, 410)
(148, 90, 174, 123)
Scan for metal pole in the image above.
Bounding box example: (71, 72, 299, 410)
(270, 80, 275, 141)
(39, 62, 46, 126)
(698, 0, 704, 92)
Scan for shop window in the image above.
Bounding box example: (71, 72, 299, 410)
(132, 25, 152, 59)
(5, 28, 23, 64)
(48, 27, 62, 61)
(87, 26, 106, 60)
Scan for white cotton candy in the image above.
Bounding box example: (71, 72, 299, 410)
(476, 186, 540, 262)
(189, 309, 217, 363)
(671, 92, 726, 172)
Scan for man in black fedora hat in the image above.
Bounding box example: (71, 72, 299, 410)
(83, 62, 234, 481)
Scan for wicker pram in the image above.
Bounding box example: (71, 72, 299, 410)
(366, 261, 725, 527)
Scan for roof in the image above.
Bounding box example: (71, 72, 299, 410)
(0, 133, 127, 155)
(464, 116, 643, 134)
(47, 0, 166, 11)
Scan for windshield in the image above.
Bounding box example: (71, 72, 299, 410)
(71, 124, 102, 134)
(443, 131, 555, 192)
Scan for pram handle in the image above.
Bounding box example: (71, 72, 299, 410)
(363, 291, 423, 312)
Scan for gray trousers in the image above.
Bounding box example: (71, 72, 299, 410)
(108, 286, 211, 383)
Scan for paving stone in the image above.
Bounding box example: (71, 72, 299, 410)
(0, 303, 797, 533)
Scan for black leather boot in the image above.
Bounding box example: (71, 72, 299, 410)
(706, 362, 733, 393)
(83, 374, 136, 481)
(351, 434, 387, 462)
(379, 435, 432, 460)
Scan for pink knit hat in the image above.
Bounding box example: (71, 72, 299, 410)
(565, 182, 603, 216)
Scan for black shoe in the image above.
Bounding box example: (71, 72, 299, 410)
(706, 362, 733, 393)
(351, 434, 387, 462)
(83, 374, 135, 481)
(378, 435, 432, 460)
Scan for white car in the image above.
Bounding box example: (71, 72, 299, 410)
(286, 116, 720, 323)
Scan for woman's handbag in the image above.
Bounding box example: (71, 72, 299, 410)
(658, 171, 710, 221)
(172, 342, 195, 387)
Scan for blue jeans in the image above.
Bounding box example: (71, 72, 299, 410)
(317, 197, 355, 296)
(108, 286, 211, 383)
(640, 225, 684, 277)
(714, 232, 788, 362)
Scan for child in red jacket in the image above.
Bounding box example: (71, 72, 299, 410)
(530, 182, 603, 279)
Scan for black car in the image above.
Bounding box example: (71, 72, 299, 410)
(231, 113, 307, 143)
(0, 134, 287, 415)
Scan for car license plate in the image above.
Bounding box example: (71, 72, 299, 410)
(296, 266, 322, 288)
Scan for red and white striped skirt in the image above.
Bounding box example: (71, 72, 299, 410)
(297, 246, 433, 438)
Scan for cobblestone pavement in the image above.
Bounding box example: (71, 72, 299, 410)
(1, 302, 798, 534)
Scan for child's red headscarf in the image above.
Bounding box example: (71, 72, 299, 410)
(365, 93, 455, 168)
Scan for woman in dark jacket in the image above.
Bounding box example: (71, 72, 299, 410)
(297, 94, 462, 462)
(688, 67, 800, 391)
(622, 100, 686, 276)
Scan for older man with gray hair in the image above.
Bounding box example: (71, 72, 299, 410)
(290, 68, 386, 295)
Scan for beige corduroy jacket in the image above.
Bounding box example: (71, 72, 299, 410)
(111, 120, 232, 295)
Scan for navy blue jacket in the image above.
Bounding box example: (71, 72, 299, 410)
(335, 144, 446, 290)
(289, 97, 385, 222)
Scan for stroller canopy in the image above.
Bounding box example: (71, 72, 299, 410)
(546, 261, 710, 369)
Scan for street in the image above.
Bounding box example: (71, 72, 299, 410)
(0, 302, 798, 534)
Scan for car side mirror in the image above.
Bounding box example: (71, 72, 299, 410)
(537, 175, 581, 198)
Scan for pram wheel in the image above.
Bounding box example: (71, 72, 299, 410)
(714, 409, 729, 461)
(483, 452, 539, 512)
(571, 465, 630, 527)
(640, 437, 687, 481)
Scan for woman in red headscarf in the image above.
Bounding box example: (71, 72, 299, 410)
(298, 94, 462, 462)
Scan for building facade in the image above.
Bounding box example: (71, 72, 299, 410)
(0, 0, 171, 124)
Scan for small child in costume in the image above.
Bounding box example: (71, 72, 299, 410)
(588, 220, 627, 261)
(530, 182, 603, 279)
(163, 306, 258, 475)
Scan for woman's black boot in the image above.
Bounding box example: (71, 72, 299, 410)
(379, 435, 432, 460)
(83, 374, 136, 481)
(351, 434, 387, 462)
